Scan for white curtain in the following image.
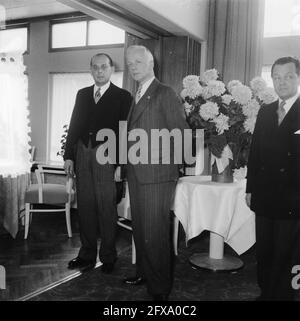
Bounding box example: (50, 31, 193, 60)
(206, 0, 265, 84)
(0, 51, 31, 238)
(0, 51, 31, 177)
(49, 72, 93, 163)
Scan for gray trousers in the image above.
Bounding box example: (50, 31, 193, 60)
(127, 165, 176, 296)
(75, 140, 117, 264)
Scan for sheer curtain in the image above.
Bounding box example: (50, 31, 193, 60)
(0, 52, 31, 176)
(206, 0, 265, 84)
(0, 52, 31, 238)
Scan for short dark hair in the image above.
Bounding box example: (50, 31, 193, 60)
(90, 53, 114, 67)
(271, 56, 300, 76)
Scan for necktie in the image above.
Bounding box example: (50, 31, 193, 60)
(135, 85, 142, 103)
(94, 87, 101, 104)
(277, 100, 286, 125)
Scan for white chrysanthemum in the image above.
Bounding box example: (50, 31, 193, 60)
(213, 113, 229, 134)
(222, 94, 233, 105)
(257, 87, 278, 104)
(244, 116, 256, 134)
(180, 85, 203, 99)
(201, 86, 212, 100)
(227, 80, 243, 93)
(199, 102, 219, 121)
(200, 69, 218, 84)
(231, 85, 252, 105)
(208, 80, 226, 96)
(242, 99, 260, 118)
(202, 80, 226, 99)
(250, 77, 267, 93)
(183, 75, 200, 89)
(180, 88, 188, 99)
(184, 102, 194, 115)
(233, 166, 247, 180)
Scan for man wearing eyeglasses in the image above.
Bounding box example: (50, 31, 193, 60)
(246, 56, 300, 300)
(64, 53, 132, 273)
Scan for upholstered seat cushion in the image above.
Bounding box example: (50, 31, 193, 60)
(25, 184, 75, 204)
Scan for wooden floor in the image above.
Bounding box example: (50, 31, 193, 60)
(0, 210, 132, 301)
(1, 209, 298, 302)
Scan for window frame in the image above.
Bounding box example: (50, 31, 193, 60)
(49, 16, 125, 52)
(0, 23, 30, 54)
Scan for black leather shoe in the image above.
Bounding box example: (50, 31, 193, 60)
(152, 294, 169, 301)
(123, 276, 146, 285)
(101, 262, 115, 274)
(68, 257, 95, 271)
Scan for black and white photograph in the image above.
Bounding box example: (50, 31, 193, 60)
(0, 0, 300, 309)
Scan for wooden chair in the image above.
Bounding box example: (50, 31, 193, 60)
(24, 164, 74, 239)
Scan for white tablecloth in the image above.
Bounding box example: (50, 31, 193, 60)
(173, 176, 256, 255)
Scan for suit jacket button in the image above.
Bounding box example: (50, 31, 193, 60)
(288, 152, 291, 156)
(279, 168, 285, 172)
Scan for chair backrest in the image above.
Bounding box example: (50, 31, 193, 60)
(35, 165, 73, 203)
(30, 146, 36, 162)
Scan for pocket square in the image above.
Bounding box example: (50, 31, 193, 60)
(294, 129, 300, 134)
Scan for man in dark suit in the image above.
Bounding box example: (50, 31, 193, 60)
(64, 53, 132, 273)
(246, 56, 300, 300)
(123, 45, 190, 301)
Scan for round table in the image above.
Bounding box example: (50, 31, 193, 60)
(173, 176, 255, 272)
(189, 232, 244, 272)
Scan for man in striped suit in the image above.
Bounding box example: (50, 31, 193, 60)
(124, 45, 190, 301)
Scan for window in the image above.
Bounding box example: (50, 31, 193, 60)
(52, 21, 86, 48)
(264, 0, 300, 37)
(262, 0, 300, 87)
(50, 18, 125, 50)
(261, 65, 273, 87)
(48, 72, 123, 163)
(0, 26, 28, 53)
(88, 20, 125, 45)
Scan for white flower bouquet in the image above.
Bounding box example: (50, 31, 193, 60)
(181, 69, 277, 177)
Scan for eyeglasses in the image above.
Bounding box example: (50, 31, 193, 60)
(91, 64, 111, 72)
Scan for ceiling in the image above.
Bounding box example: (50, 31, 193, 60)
(1, 0, 77, 21)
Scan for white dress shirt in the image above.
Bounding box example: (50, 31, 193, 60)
(278, 92, 299, 115)
(94, 81, 110, 98)
(138, 76, 155, 100)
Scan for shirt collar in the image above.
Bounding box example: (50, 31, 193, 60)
(94, 81, 111, 96)
(279, 92, 299, 114)
(139, 76, 155, 95)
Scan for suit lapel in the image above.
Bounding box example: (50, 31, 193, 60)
(128, 78, 160, 127)
(279, 97, 300, 131)
(93, 82, 114, 104)
(267, 101, 280, 131)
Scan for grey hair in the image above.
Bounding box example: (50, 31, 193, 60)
(126, 45, 154, 63)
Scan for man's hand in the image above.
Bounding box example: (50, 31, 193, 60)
(64, 159, 74, 177)
(245, 193, 251, 208)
